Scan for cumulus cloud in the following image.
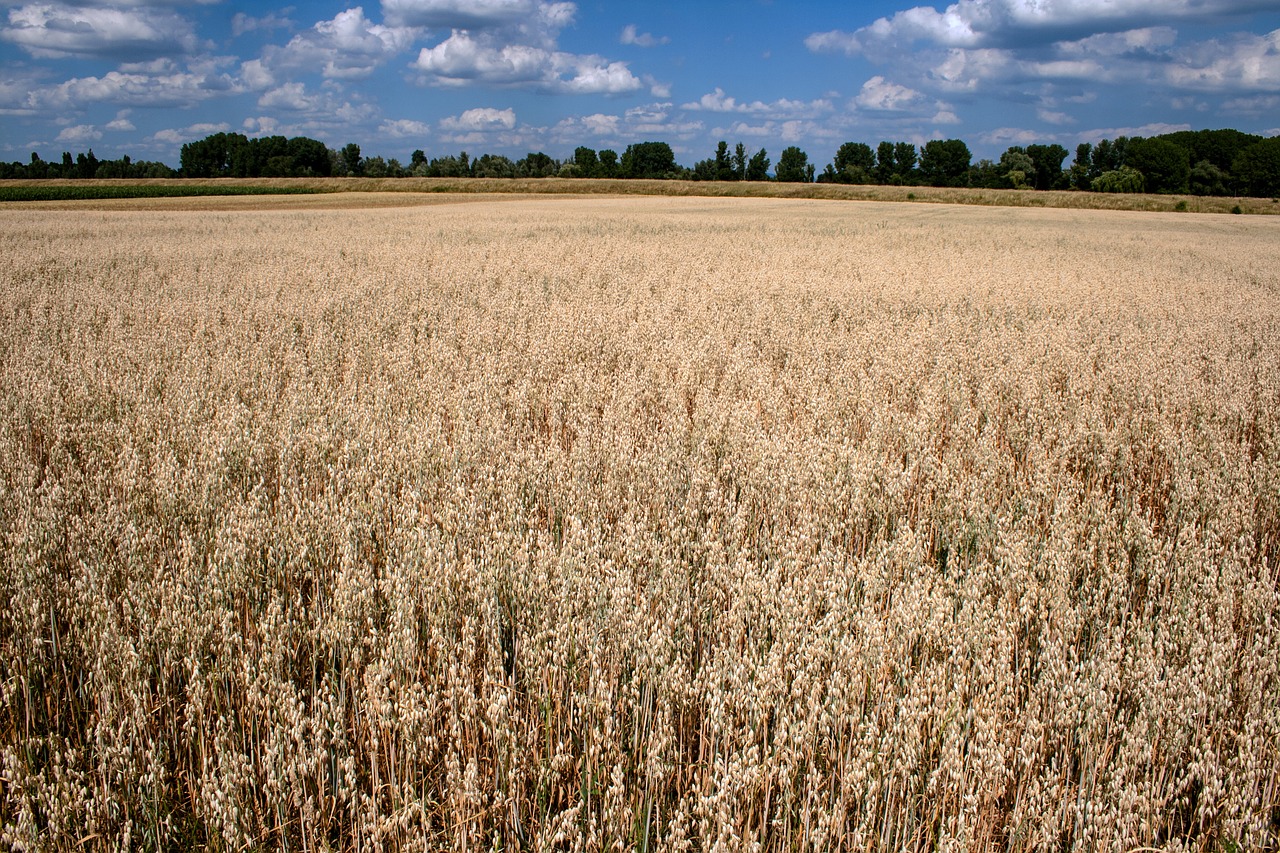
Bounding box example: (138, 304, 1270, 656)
(105, 111, 135, 131)
(412, 29, 642, 93)
(258, 7, 416, 80)
(232, 10, 294, 37)
(439, 106, 516, 131)
(258, 81, 315, 110)
(379, 118, 433, 137)
(620, 24, 668, 47)
(1075, 121, 1192, 143)
(1163, 29, 1280, 92)
(402, 0, 641, 93)
(978, 126, 1042, 146)
(550, 112, 623, 145)
(25, 69, 236, 110)
(1037, 108, 1074, 124)
(807, 0, 1280, 122)
(1222, 93, 1280, 115)
(586, 102, 703, 138)
(681, 87, 834, 118)
(240, 58, 275, 90)
(56, 124, 102, 144)
(150, 121, 230, 145)
(382, 0, 572, 32)
(854, 76, 931, 111)
(2, 2, 201, 59)
(806, 0, 1274, 58)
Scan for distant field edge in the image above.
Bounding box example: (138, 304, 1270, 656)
(2, 177, 1278, 214)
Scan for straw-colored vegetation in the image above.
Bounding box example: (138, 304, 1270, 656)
(2, 197, 1278, 851)
(4, 176, 1279, 215)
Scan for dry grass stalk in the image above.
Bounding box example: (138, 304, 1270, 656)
(1, 197, 1278, 851)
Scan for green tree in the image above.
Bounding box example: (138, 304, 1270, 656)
(1091, 137, 1129, 176)
(518, 151, 556, 177)
(745, 148, 770, 182)
(875, 141, 896, 182)
(1069, 142, 1093, 190)
(340, 143, 362, 176)
(621, 141, 676, 179)
(1091, 166, 1144, 193)
(473, 153, 516, 178)
(733, 143, 747, 180)
(1189, 160, 1228, 196)
(774, 146, 810, 182)
(180, 132, 244, 177)
(1025, 143, 1068, 190)
(826, 142, 875, 183)
(1232, 136, 1280, 198)
(713, 140, 737, 180)
(573, 146, 599, 177)
(893, 142, 918, 181)
(919, 139, 970, 186)
(1125, 137, 1189, 193)
(597, 149, 619, 178)
(1162, 128, 1262, 173)
(288, 136, 332, 176)
(691, 157, 717, 181)
(998, 146, 1035, 188)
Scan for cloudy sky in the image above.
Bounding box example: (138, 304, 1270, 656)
(2, 0, 1278, 168)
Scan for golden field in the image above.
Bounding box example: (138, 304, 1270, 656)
(1, 196, 1278, 851)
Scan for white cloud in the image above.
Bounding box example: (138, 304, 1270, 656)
(1222, 93, 1280, 115)
(232, 10, 294, 37)
(620, 24, 668, 48)
(379, 118, 433, 137)
(412, 29, 642, 93)
(854, 76, 931, 111)
(258, 81, 315, 110)
(807, 2, 1279, 116)
(26, 69, 236, 110)
(550, 112, 625, 145)
(1075, 121, 1192, 144)
(105, 113, 136, 131)
(151, 121, 230, 144)
(381, 0, 571, 32)
(2, 2, 201, 59)
(927, 47, 1014, 91)
(1037, 108, 1075, 124)
(607, 102, 703, 138)
(933, 109, 962, 124)
(1057, 26, 1177, 58)
(240, 59, 275, 90)
(56, 124, 102, 144)
(439, 106, 516, 131)
(681, 87, 834, 119)
(243, 115, 284, 135)
(259, 7, 416, 80)
(979, 126, 1041, 146)
(646, 77, 671, 98)
(721, 120, 774, 138)
(400, 0, 640, 93)
(1163, 29, 1280, 92)
(806, 0, 1273, 58)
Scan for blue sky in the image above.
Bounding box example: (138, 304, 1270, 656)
(2, 0, 1278, 168)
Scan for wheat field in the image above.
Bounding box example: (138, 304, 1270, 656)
(1, 196, 1278, 851)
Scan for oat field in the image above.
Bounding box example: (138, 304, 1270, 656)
(2, 196, 1278, 852)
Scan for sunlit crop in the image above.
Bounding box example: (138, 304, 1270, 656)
(2, 196, 1278, 851)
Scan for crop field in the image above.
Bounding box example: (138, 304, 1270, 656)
(1, 196, 1278, 851)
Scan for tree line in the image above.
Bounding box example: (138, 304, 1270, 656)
(2, 127, 1277, 197)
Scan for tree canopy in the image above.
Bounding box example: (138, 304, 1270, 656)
(5, 126, 1278, 198)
